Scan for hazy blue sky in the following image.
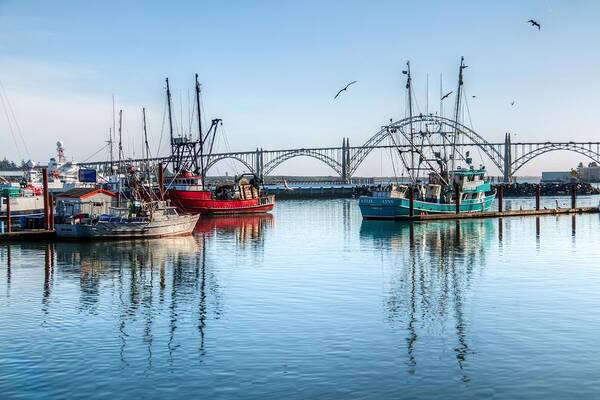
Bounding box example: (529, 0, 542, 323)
(1, 0, 599, 176)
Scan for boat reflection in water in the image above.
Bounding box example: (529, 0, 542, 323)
(0, 213, 276, 370)
(360, 219, 495, 381)
(26, 235, 221, 364)
(194, 213, 274, 243)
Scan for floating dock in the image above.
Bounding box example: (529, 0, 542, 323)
(392, 207, 598, 222)
(0, 229, 56, 242)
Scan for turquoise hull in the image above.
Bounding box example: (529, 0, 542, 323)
(359, 193, 496, 220)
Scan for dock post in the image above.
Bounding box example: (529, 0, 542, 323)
(454, 184, 460, 214)
(498, 185, 504, 213)
(535, 184, 541, 211)
(571, 183, 577, 209)
(49, 194, 55, 230)
(409, 185, 414, 218)
(42, 168, 50, 230)
(5, 195, 11, 233)
(158, 162, 164, 198)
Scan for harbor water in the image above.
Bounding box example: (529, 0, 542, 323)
(1, 197, 600, 399)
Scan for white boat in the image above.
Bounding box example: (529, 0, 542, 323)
(56, 202, 199, 239)
(0, 182, 45, 218)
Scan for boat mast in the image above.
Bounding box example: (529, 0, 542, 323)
(403, 61, 415, 183)
(142, 107, 150, 173)
(166, 78, 174, 153)
(117, 109, 123, 205)
(450, 56, 467, 175)
(118, 109, 123, 172)
(195, 73, 205, 188)
(111, 94, 116, 173)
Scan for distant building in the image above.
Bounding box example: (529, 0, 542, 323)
(55, 188, 117, 218)
(577, 162, 600, 182)
(541, 171, 577, 183)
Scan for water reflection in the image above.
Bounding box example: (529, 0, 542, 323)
(194, 213, 273, 243)
(360, 219, 495, 381)
(0, 213, 277, 371)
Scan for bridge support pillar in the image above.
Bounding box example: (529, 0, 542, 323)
(503, 133, 512, 183)
(341, 137, 351, 184)
(255, 148, 264, 181)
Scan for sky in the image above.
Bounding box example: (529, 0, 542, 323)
(1, 0, 599, 177)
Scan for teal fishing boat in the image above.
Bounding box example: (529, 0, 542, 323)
(359, 57, 496, 220)
(359, 167, 496, 219)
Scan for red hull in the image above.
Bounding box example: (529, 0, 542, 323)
(168, 189, 275, 215)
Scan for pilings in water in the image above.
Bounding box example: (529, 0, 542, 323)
(158, 162, 165, 198)
(535, 184, 541, 211)
(4, 194, 11, 233)
(454, 184, 460, 214)
(409, 186, 414, 217)
(42, 168, 50, 230)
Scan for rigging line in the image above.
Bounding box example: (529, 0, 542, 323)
(156, 99, 167, 157)
(0, 80, 30, 158)
(81, 143, 110, 163)
(0, 90, 23, 159)
(387, 136, 400, 186)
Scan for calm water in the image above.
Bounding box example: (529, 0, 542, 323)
(1, 198, 600, 399)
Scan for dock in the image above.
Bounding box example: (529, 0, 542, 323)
(393, 206, 598, 222)
(0, 229, 56, 242)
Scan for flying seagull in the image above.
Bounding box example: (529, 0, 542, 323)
(527, 19, 541, 30)
(441, 91, 453, 101)
(334, 81, 358, 99)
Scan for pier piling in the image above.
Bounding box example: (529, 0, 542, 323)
(409, 186, 414, 217)
(571, 184, 577, 209)
(42, 168, 50, 230)
(535, 184, 541, 211)
(49, 194, 55, 231)
(5, 195, 11, 233)
(454, 184, 460, 214)
(498, 185, 504, 212)
(158, 162, 164, 198)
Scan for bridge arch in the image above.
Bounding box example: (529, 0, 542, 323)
(511, 143, 600, 175)
(263, 149, 342, 176)
(204, 155, 255, 176)
(349, 115, 504, 177)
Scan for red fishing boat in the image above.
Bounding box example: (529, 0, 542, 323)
(163, 75, 275, 215)
(167, 171, 274, 214)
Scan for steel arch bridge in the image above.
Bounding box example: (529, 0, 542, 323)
(79, 115, 600, 182)
(510, 142, 600, 175)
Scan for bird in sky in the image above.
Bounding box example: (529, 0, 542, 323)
(527, 19, 541, 30)
(472, 95, 476, 98)
(441, 91, 453, 101)
(510, 101, 516, 106)
(334, 81, 357, 99)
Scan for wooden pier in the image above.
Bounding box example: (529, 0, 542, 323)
(395, 206, 598, 222)
(395, 183, 599, 221)
(0, 229, 56, 242)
